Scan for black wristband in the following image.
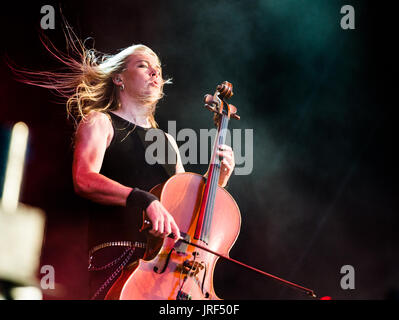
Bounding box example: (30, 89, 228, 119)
(126, 187, 159, 210)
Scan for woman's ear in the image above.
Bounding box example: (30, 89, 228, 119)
(112, 74, 123, 86)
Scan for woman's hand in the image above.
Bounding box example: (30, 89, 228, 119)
(216, 144, 235, 187)
(145, 200, 181, 241)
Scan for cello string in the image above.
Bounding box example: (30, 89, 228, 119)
(203, 132, 222, 241)
(203, 115, 227, 241)
(202, 115, 228, 243)
(201, 118, 221, 241)
(198, 114, 224, 242)
(200, 118, 220, 242)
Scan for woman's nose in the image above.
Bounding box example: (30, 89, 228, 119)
(150, 68, 159, 78)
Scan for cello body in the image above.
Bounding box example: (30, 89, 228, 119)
(107, 172, 241, 300)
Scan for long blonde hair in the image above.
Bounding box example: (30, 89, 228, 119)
(8, 23, 171, 129)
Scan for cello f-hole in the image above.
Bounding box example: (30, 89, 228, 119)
(153, 248, 174, 274)
(200, 261, 208, 295)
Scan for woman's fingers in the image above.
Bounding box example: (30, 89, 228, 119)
(146, 201, 180, 241)
(163, 217, 172, 236)
(217, 145, 235, 166)
(169, 218, 181, 241)
(222, 158, 233, 171)
(217, 152, 235, 175)
(219, 144, 232, 151)
(156, 216, 164, 235)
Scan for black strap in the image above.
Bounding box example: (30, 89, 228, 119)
(126, 187, 158, 210)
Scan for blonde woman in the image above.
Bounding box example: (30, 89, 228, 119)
(10, 29, 235, 299)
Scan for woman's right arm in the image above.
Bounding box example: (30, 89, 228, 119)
(72, 111, 180, 240)
(72, 111, 132, 206)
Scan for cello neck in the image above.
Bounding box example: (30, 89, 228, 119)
(194, 114, 230, 243)
(208, 114, 230, 181)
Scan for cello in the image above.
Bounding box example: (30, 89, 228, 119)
(106, 81, 316, 300)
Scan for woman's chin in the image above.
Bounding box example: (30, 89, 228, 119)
(138, 91, 162, 105)
(148, 87, 163, 98)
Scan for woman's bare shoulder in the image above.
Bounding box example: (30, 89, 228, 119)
(81, 110, 112, 125)
(75, 111, 114, 145)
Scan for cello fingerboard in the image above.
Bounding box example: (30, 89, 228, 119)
(196, 114, 229, 244)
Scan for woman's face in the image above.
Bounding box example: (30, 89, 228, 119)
(120, 52, 162, 102)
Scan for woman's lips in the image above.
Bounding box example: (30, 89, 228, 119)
(149, 82, 160, 88)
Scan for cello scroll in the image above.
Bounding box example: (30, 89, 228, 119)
(204, 81, 240, 127)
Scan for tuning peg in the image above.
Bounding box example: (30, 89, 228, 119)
(203, 94, 214, 105)
(204, 104, 216, 112)
(204, 94, 219, 113)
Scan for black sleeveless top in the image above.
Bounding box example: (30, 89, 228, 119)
(87, 112, 177, 248)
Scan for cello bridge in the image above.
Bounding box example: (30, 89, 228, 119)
(182, 260, 205, 277)
(176, 290, 192, 300)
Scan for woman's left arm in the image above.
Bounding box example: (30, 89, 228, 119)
(203, 144, 235, 188)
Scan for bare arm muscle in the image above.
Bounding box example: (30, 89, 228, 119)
(72, 111, 132, 206)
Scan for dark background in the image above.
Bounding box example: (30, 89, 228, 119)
(0, 1, 396, 300)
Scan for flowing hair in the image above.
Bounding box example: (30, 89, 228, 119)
(7, 21, 171, 129)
